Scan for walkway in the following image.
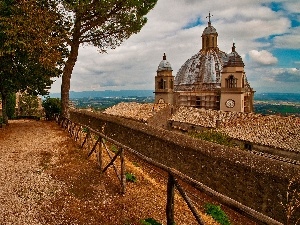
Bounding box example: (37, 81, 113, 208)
(0, 119, 224, 225)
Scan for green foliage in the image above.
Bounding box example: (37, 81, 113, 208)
(132, 161, 140, 167)
(125, 172, 137, 183)
(140, 218, 162, 225)
(42, 97, 61, 120)
(19, 93, 40, 117)
(59, 0, 158, 116)
(81, 127, 89, 133)
(111, 145, 118, 154)
(190, 130, 234, 147)
(205, 203, 231, 225)
(6, 92, 16, 119)
(0, 0, 66, 122)
(0, 117, 3, 124)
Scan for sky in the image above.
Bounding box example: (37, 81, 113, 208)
(50, 0, 300, 94)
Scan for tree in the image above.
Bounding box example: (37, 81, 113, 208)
(58, 0, 158, 117)
(42, 97, 61, 120)
(0, 0, 67, 124)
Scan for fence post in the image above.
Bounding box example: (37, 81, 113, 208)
(97, 138, 103, 171)
(120, 148, 126, 194)
(166, 173, 175, 225)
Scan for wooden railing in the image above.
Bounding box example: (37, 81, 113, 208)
(56, 115, 283, 225)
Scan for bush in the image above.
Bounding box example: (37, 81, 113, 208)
(6, 93, 16, 119)
(205, 203, 231, 225)
(190, 130, 234, 147)
(18, 93, 40, 117)
(125, 172, 137, 183)
(140, 218, 162, 225)
(42, 97, 61, 120)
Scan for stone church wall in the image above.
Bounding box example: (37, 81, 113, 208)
(69, 109, 300, 224)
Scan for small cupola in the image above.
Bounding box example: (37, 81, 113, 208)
(224, 43, 245, 67)
(157, 53, 172, 72)
(201, 12, 218, 51)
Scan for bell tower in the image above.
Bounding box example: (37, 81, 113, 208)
(220, 43, 247, 112)
(154, 53, 174, 104)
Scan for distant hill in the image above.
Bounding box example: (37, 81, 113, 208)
(254, 93, 300, 103)
(49, 91, 299, 103)
(49, 90, 154, 99)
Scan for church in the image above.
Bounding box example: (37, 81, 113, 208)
(154, 13, 255, 113)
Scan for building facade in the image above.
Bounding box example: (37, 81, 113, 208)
(154, 14, 255, 113)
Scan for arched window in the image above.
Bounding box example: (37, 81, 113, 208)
(158, 78, 164, 89)
(158, 78, 167, 89)
(170, 79, 173, 89)
(225, 75, 237, 88)
(242, 74, 245, 88)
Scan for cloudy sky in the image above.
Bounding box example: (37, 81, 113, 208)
(50, 0, 300, 94)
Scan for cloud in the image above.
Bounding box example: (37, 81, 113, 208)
(248, 50, 278, 65)
(48, 0, 299, 94)
(272, 68, 300, 82)
(273, 27, 300, 49)
(282, 0, 300, 14)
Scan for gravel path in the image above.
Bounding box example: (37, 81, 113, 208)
(0, 120, 66, 224)
(0, 119, 254, 225)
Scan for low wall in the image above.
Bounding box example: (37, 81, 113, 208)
(69, 110, 300, 224)
(170, 121, 300, 161)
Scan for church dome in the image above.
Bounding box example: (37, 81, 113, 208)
(202, 24, 217, 35)
(174, 49, 227, 91)
(157, 53, 172, 72)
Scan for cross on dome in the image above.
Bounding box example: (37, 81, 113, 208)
(206, 12, 213, 25)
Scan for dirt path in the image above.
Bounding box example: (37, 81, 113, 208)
(0, 119, 254, 225)
(0, 120, 67, 224)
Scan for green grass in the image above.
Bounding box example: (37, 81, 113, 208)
(205, 203, 231, 225)
(189, 130, 235, 147)
(140, 218, 162, 225)
(125, 172, 137, 183)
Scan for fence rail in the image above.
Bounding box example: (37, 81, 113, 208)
(56, 115, 283, 225)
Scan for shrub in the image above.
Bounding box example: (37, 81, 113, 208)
(6, 93, 16, 119)
(82, 127, 89, 133)
(205, 203, 231, 225)
(140, 218, 162, 225)
(42, 97, 61, 120)
(125, 172, 137, 183)
(19, 93, 40, 117)
(110, 145, 118, 154)
(190, 130, 234, 147)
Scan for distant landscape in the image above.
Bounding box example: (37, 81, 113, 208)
(49, 91, 300, 116)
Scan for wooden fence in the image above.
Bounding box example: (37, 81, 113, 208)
(57, 115, 283, 225)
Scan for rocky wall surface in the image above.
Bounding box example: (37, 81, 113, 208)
(69, 109, 300, 224)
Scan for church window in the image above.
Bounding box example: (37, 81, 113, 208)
(242, 75, 245, 88)
(206, 37, 209, 47)
(226, 75, 237, 88)
(170, 79, 173, 89)
(158, 78, 164, 89)
(196, 97, 201, 107)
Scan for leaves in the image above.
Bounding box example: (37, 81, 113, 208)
(0, 0, 67, 96)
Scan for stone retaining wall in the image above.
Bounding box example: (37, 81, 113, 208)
(69, 109, 300, 224)
(170, 120, 300, 161)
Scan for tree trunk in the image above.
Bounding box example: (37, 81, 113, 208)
(1, 91, 8, 124)
(61, 16, 82, 118)
(61, 41, 80, 118)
